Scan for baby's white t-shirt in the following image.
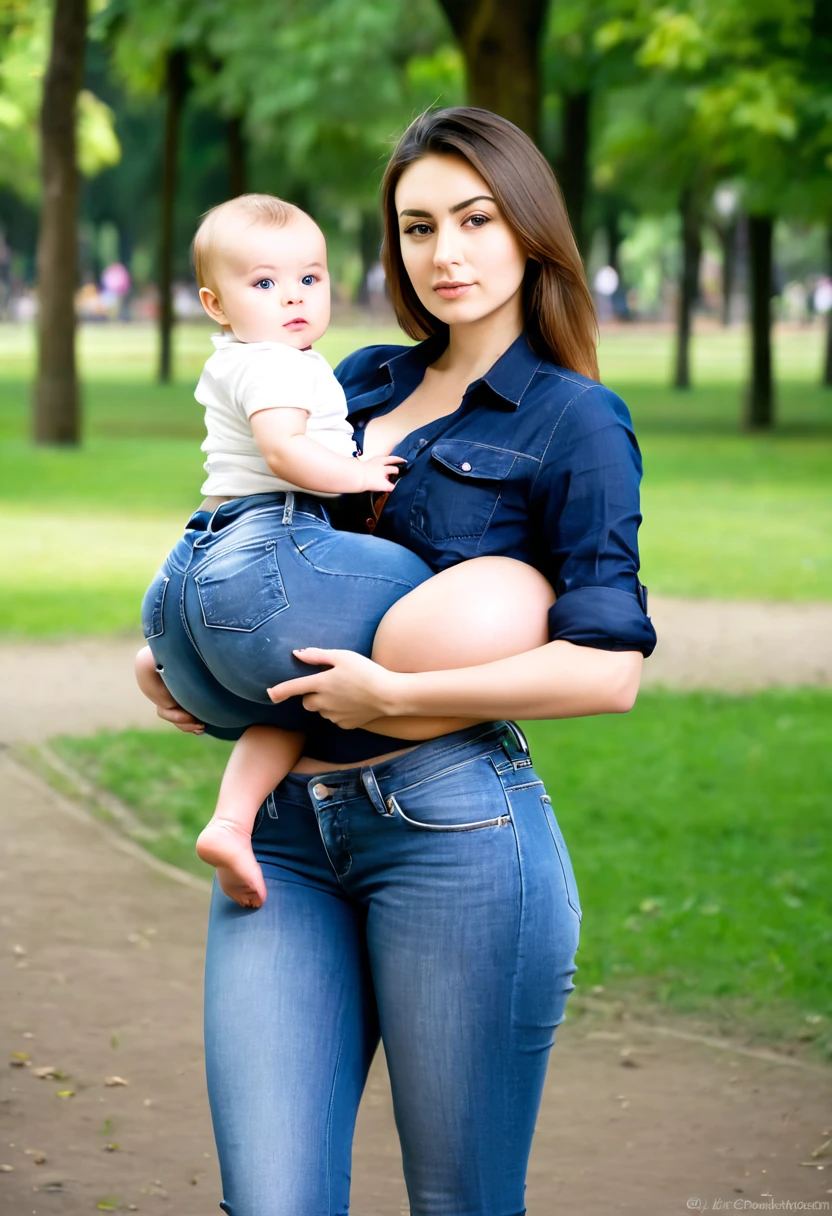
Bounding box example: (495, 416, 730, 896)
(197, 331, 357, 497)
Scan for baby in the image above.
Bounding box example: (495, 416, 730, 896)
(137, 193, 555, 910)
(136, 195, 408, 907)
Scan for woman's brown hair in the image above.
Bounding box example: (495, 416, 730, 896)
(381, 107, 599, 381)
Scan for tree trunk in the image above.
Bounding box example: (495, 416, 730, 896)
(356, 209, 382, 305)
(158, 49, 188, 385)
(558, 90, 591, 258)
(227, 116, 247, 197)
(745, 214, 775, 429)
(824, 224, 832, 388)
(33, 0, 87, 445)
(715, 219, 737, 327)
(436, 0, 547, 141)
(673, 190, 702, 391)
(606, 208, 622, 276)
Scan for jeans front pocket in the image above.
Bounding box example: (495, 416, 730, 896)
(384, 756, 512, 832)
(541, 795, 582, 920)
(194, 541, 289, 632)
(141, 571, 170, 640)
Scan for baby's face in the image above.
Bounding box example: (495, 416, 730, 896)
(201, 213, 331, 347)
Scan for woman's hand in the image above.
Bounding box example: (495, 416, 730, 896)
(267, 648, 397, 730)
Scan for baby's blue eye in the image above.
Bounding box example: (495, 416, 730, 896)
(301, 274, 316, 286)
(255, 278, 274, 290)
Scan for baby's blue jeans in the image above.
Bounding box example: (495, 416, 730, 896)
(204, 720, 581, 1216)
(141, 491, 434, 737)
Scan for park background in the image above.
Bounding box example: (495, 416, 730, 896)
(1, 0, 831, 1211)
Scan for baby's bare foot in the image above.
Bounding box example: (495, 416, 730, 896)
(196, 819, 266, 909)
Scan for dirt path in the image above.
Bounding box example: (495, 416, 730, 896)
(2, 598, 831, 1214)
(3, 755, 831, 1216)
(2, 595, 831, 746)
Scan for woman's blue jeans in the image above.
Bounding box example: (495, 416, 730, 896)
(204, 721, 581, 1216)
(141, 492, 434, 737)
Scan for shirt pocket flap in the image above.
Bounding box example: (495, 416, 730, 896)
(430, 441, 516, 481)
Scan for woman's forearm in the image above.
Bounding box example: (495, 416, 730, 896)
(380, 641, 643, 722)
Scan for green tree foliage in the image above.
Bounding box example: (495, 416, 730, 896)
(591, 0, 832, 423)
(0, 0, 119, 202)
(93, 0, 461, 379)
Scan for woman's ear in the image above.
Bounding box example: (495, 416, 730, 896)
(199, 286, 229, 326)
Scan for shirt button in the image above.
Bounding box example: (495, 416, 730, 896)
(460, 461, 472, 472)
(417, 437, 427, 446)
(356, 420, 365, 428)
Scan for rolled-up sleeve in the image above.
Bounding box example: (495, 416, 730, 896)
(530, 384, 657, 656)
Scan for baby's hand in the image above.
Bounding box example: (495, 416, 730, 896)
(356, 453, 406, 492)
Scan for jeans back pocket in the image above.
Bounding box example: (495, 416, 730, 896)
(195, 541, 289, 632)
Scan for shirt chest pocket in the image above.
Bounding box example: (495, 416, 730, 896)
(410, 440, 517, 544)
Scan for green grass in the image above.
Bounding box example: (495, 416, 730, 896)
(43, 687, 832, 1054)
(2, 322, 831, 638)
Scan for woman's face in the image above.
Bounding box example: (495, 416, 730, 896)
(394, 153, 528, 333)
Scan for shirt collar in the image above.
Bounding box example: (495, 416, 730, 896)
(380, 332, 541, 411)
(210, 330, 241, 349)
(209, 330, 319, 359)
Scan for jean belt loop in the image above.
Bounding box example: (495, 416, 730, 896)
(282, 492, 294, 526)
(194, 504, 221, 547)
(361, 767, 393, 816)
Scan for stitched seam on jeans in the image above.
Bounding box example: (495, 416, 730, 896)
(195, 505, 295, 546)
(289, 535, 422, 587)
(387, 794, 509, 832)
(313, 809, 350, 888)
(372, 722, 507, 783)
(326, 1029, 346, 1214)
(503, 779, 526, 1047)
(385, 750, 501, 800)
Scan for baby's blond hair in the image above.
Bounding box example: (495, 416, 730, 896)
(192, 193, 303, 290)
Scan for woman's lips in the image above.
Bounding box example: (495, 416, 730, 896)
(433, 283, 473, 299)
(284, 318, 308, 330)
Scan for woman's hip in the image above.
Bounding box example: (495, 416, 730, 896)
(258, 721, 581, 938)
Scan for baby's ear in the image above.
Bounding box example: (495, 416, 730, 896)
(199, 286, 228, 325)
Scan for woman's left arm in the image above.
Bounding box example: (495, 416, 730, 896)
(267, 639, 640, 731)
(269, 383, 656, 731)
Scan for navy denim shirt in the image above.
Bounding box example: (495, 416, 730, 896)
(302, 332, 656, 764)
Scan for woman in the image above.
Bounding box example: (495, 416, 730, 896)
(153, 107, 656, 1215)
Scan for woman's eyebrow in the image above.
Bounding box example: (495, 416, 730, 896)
(450, 194, 495, 213)
(399, 195, 496, 220)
